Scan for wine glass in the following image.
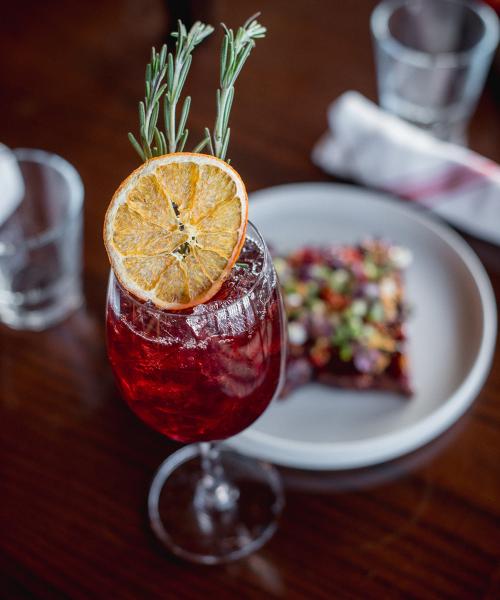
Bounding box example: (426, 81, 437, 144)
(106, 222, 287, 564)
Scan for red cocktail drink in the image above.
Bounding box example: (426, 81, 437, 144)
(106, 221, 286, 564)
(106, 238, 283, 442)
(103, 14, 281, 565)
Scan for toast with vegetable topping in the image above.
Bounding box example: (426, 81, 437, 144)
(275, 240, 413, 396)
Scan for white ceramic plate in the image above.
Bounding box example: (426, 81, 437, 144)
(226, 183, 497, 470)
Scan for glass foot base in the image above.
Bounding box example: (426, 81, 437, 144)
(148, 444, 284, 565)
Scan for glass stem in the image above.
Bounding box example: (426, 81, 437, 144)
(195, 442, 239, 512)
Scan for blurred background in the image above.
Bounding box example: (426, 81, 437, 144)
(1, 1, 500, 598)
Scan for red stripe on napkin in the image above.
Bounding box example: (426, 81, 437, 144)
(392, 165, 487, 205)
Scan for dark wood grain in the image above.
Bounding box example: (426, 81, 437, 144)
(1, 1, 499, 598)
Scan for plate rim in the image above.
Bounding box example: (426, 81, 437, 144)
(226, 182, 497, 470)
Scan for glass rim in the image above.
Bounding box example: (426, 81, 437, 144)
(0, 148, 84, 257)
(109, 220, 273, 320)
(371, 0, 500, 69)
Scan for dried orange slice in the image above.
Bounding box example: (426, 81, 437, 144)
(104, 153, 248, 309)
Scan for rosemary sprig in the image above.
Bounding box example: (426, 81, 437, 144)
(129, 20, 213, 161)
(194, 13, 266, 160)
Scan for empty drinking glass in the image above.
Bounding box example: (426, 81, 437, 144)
(0, 148, 84, 330)
(371, 0, 499, 143)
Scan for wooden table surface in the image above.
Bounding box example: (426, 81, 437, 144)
(1, 1, 499, 598)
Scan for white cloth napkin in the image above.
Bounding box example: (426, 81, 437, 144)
(312, 91, 500, 246)
(0, 144, 24, 227)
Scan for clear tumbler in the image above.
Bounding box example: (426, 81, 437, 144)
(371, 0, 499, 143)
(0, 148, 84, 330)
